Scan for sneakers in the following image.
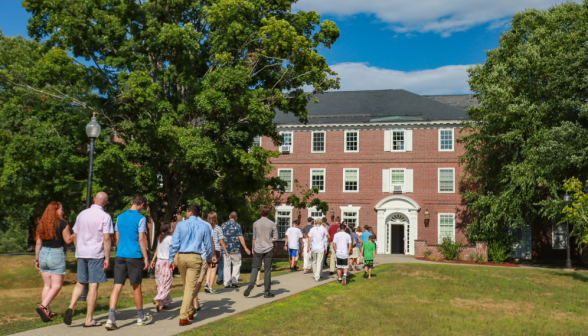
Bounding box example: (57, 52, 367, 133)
(294, 266, 299, 270)
(216, 280, 223, 285)
(137, 314, 153, 326)
(264, 292, 275, 298)
(363, 272, 368, 278)
(243, 284, 254, 297)
(207, 287, 216, 294)
(104, 320, 118, 330)
(338, 278, 342, 284)
(329, 272, 334, 275)
(231, 283, 240, 288)
(289, 268, 294, 272)
(204, 283, 211, 293)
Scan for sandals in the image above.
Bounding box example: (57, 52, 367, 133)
(36, 305, 51, 322)
(64, 308, 73, 325)
(83, 321, 102, 327)
(49, 311, 58, 319)
(153, 299, 161, 312)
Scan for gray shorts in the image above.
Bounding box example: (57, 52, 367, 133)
(77, 258, 107, 284)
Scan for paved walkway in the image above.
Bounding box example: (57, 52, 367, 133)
(14, 255, 432, 336)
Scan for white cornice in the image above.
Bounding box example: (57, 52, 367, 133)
(277, 120, 466, 130)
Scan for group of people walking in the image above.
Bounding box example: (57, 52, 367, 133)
(33, 194, 377, 329)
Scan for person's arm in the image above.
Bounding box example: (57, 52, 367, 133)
(150, 245, 159, 269)
(168, 226, 181, 269)
(115, 231, 120, 248)
(306, 236, 310, 253)
(284, 234, 289, 251)
(62, 224, 73, 245)
(272, 225, 278, 242)
(333, 241, 337, 254)
(103, 233, 111, 270)
(348, 242, 353, 256)
(35, 237, 42, 270)
(238, 235, 251, 255)
(72, 233, 77, 248)
(373, 249, 376, 263)
(204, 226, 215, 263)
(220, 239, 229, 257)
(139, 232, 149, 270)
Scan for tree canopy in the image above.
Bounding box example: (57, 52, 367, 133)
(19, 0, 340, 244)
(461, 1, 588, 247)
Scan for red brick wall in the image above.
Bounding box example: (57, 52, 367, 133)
(263, 127, 470, 245)
(415, 240, 488, 262)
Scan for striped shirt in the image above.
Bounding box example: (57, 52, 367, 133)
(212, 225, 225, 252)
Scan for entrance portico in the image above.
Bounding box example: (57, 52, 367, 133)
(375, 196, 421, 255)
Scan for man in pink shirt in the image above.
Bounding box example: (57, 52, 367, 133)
(328, 216, 341, 275)
(64, 192, 113, 327)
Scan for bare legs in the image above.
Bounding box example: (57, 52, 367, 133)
(68, 282, 99, 326)
(205, 264, 217, 289)
(40, 272, 65, 309)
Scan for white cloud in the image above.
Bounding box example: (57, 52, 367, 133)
(295, 0, 579, 36)
(330, 63, 472, 95)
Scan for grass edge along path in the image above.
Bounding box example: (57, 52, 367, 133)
(183, 263, 588, 336)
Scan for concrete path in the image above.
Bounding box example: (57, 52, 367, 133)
(13, 255, 432, 336)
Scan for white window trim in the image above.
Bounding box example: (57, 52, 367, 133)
(340, 205, 361, 227)
(552, 221, 567, 250)
(438, 213, 456, 243)
(344, 130, 359, 153)
(279, 131, 294, 153)
(277, 168, 293, 193)
(390, 168, 406, 186)
(342, 168, 360, 193)
(311, 131, 326, 153)
(310, 168, 326, 193)
(438, 128, 455, 152)
(438, 168, 456, 193)
(391, 130, 406, 152)
(307, 206, 325, 221)
(275, 204, 294, 242)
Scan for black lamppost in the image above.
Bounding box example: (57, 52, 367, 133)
(85, 115, 101, 209)
(564, 192, 573, 270)
(79, 115, 101, 302)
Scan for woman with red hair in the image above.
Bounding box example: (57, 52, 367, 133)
(34, 202, 73, 322)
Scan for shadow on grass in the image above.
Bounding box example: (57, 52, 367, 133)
(548, 271, 588, 283)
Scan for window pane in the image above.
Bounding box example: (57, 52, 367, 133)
(342, 212, 358, 227)
(439, 215, 454, 241)
(276, 211, 291, 240)
(313, 132, 325, 152)
(439, 169, 454, 192)
(391, 170, 404, 185)
(311, 169, 325, 191)
(282, 133, 292, 146)
(252, 135, 261, 147)
(440, 130, 453, 150)
(344, 169, 358, 191)
(278, 170, 292, 192)
(346, 132, 358, 151)
(392, 131, 404, 151)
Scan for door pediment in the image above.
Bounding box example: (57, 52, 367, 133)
(375, 195, 420, 211)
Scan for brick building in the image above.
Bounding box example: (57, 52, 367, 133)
(257, 89, 477, 255)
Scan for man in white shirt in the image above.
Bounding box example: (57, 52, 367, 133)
(332, 224, 353, 286)
(284, 221, 303, 272)
(307, 219, 329, 282)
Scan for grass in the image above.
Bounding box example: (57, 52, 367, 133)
(0, 253, 297, 336)
(184, 264, 588, 336)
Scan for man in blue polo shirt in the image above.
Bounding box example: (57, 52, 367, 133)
(105, 194, 152, 330)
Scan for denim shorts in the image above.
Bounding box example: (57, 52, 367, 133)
(77, 258, 106, 284)
(39, 246, 66, 275)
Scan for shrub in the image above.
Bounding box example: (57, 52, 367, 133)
(468, 252, 486, 264)
(437, 237, 466, 261)
(424, 250, 433, 259)
(488, 242, 511, 264)
(467, 253, 476, 261)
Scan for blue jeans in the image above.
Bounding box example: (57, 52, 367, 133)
(217, 253, 224, 281)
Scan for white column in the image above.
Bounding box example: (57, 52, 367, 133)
(377, 210, 387, 254)
(408, 210, 418, 256)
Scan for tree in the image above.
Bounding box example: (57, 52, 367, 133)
(461, 1, 588, 251)
(286, 180, 329, 218)
(25, 0, 340, 246)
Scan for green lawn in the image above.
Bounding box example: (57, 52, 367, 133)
(185, 264, 588, 335)
(0, 253, 297, 336)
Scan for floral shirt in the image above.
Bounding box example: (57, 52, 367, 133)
(222, 220, 243, 254)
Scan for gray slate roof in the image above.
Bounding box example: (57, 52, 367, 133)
(424, 94, 479, 110)
(274, 89, 471, 125)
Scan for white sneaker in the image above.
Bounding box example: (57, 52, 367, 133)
(137, 314, 153, 326)
(104, 320, 118, 330)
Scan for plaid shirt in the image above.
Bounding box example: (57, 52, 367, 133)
(222, 220, 243, 254)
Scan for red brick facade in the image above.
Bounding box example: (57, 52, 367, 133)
(262, 125, 470, 255)
(415, 240, 488, 262)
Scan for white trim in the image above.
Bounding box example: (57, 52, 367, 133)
(279, 131, 294, 153)
(384, 130, 391, 152)
(374, 195, 420, 210)
(389, 168, 406, 192)
(438, 168, 456, 193)
(438, 128, 455, 152)
(275, 205, 294, 242)
(311, 131, 326, 153)
(344, 130, 359, 153)
(391, 130, 406, 152)
(307, 206, 325, 221)
(276, 120, 466, 130)
(310, 168, 326, 193)
(438, 213, 456, 243)
(342, 168, 360, 193)
(277, 168, 293, 193)
(340, 205, 361, 227)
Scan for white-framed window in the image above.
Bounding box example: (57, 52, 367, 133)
(344, 130, 359, 152)
(275, 205, 293, 241)
(310, 168, 326, 192)
(252, 135, 262, 147)
(438, 168, 455, 193)
(391, 169, 405, 186)
(392, 131, 404, 151)
(308, 206, 324, 223)
(439, 129, 454, 151)
(552, 222, 568, 250)
(280, 131, 293, 153)
(311, 131, 326, 153)
(382, 168, 414, 193)
(438, 213, 456, 243)
(340, 205, 361, 229)
(277, 169, 293, 192)
(343, 168, 359, 192)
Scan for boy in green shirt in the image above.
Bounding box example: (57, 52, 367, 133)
(361, 235, 376, 279)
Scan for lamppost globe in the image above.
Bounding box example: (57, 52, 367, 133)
(564, 192, 571, 204)
(86, 116, 102, 138)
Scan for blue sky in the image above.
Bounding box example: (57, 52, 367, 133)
(0, 0, 575, 94)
